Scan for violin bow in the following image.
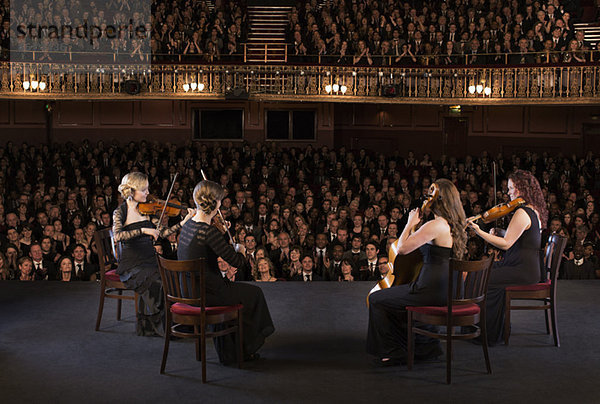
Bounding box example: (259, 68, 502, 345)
(200, 169, 235, 245)
(156, 172, 178, 231)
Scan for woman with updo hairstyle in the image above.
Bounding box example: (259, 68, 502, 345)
(468, 169, 548, 345)
(178, 180, 274, 365)
(113, 172, 195, 337)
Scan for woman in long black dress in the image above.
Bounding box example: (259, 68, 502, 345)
(468, 170, 548, 345)
(367, 179, 467, 365)
(113, 172, 194, 336)
(177, 180, 274, 365)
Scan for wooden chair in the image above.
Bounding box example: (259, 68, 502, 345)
(504, 234, 567, 346)
(94, 228, 138, 331)
(407, 256, 494, 384)
(157, 255, 243, 383)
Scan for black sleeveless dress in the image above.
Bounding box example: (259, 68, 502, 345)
(484, 206, 542, 345)
(178, 220, 275, 364)
(366, 244, 451, 359)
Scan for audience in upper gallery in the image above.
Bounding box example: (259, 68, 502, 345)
(0, 139, 598, 282)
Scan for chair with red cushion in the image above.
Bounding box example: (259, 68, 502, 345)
(407, 256, 494, 384)
(94, 228, 138, 331)
(504, 234, 567, 346)
(156, 255, 243, 383)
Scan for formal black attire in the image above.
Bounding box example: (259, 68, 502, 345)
(483, 206, 541, 345)
(178, 220, 274, 364)
(366, 244, 449, 359)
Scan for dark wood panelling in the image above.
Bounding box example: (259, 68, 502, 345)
(334, 104, 353, 125)
(470, 106, 484, 133)
(13, 100, 45, 124)
(0, 100, 9, 124)
(528, 106, 568, 134)
(353, 104, 380, 126)
(98, 102, 134, 125)
(413, 105, 441, 127)
(486, 106, 523, 133)
(57, 101, 94, 125)
(140, 100, 174, 125)
(382, 105, 412, 127)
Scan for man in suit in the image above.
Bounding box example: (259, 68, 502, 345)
(242, 212, 262, 240)
(312, 233, 329, 278)
(71, 244, 98, 281)
(342, 235, 367, 266)
(217, 257, 244, 282)
(30, 243, 57, 281)
(291, 254, 323, 281)
(161, 232, 178, 260)
(269, 232, 292, 278)
(322, 244, 346, 281)
(357, 242, 380, 281)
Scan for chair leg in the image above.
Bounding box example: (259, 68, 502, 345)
(201, 319, 207, 384)
(407, 311, 414, 370)
(237, 310, 243, 369)
(117, 290, 123, 321)
(195, 325, 201, 361)
(550, 300, 560, 347)
(480, 310, 492, 374)
(134, 292, 139, 316)
(446, 333, 452, 384)
(544, 306, 551, 335)
(95, 288, 106, 331)
(160, 318, 171, 374)
(504, 292, 511, 345)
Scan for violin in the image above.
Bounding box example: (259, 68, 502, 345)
(211, 214, 231, 235)
(367, 183, 440, 306)
(467, 197, 526, 224)
(138, 194, 188, 217)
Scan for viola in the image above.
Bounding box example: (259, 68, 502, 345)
(137, 194, 188, 217)
(367, 183, 440, 306)
(467, 197, 526, 224)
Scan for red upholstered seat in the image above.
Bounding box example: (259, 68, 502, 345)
(171, 303, 243, 316)
(105, 270, 121, 282)
(506, 280, 551, 292)
(407, 303, 480, 316)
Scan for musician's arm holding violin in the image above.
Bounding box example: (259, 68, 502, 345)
(393, 208, 449, 255)
(467, 208, 530, 251)
(150, 208, 196, 239)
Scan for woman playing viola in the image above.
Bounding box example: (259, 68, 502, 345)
(468, 170, 548, 345)
(113, 172, 195, 336)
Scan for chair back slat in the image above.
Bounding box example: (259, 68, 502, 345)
(94, 228, 119, 277)
(157, 256, 206, 309)
(545, 234, 567, 284)
(449, 256, 494, 306)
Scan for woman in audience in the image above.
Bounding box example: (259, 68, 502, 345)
(254, 257, 277, 282)
(18, 257, 34, 281)
(57, 256, 75, 282)
(0, 252, 12, 280)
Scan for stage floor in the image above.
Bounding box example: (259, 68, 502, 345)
(1, 281, 598, 403)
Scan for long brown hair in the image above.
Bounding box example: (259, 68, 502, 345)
(509, 170, 548, 229)
(429, 179, 467, 259)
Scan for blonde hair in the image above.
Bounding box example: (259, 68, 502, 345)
(254, 257, 276, 281)
(429, 179, 468, 260)
(118, 172, 148, 199)
(193, 180, 226, 214)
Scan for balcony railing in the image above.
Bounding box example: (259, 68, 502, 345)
(1, 59, 599, 103)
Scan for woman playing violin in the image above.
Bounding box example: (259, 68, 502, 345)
(177, 180, 274, 365)
(113, 172, 195, 336)
(467, 170, 548, 345)
(367, 179, 467, 366)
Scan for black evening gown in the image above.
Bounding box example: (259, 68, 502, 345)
(366, 244, 451, 359)
(484, 206, 541, 345)
(178, 220, 275, 364)
(116, 220, 164, 336)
